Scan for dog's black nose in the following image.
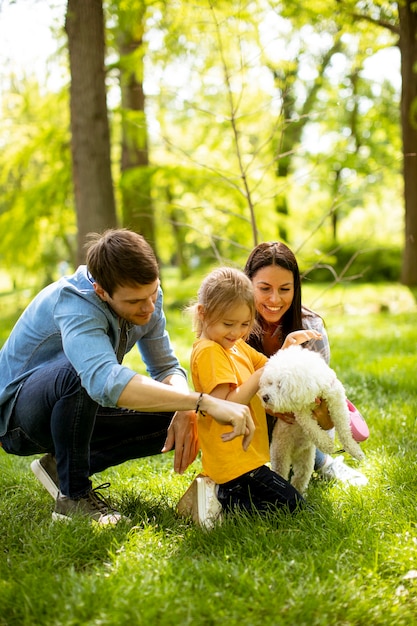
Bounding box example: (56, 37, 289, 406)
(262, 394, 270, 404)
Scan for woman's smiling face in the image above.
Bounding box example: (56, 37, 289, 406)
(251, 265, 294, 324)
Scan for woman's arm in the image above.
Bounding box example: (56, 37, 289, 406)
(302, 312, 330, 364)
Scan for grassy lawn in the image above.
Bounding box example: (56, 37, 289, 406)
(0, 276, 416, 625)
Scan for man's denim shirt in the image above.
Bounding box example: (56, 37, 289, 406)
(0, 266, 186, 436)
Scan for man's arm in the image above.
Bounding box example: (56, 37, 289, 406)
(117, 373, 255, 453)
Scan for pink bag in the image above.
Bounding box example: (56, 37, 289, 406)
(347, 399, 369, 442)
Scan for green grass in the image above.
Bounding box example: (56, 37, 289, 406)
(1, 278, 417, 625)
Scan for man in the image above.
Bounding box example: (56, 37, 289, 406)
(0, 229, 254, 523)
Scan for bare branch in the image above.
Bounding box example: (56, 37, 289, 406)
(208, 1, 259, 247)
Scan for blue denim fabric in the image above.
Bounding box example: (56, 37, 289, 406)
(217, 465, 305, 514)
(314, 448, 327, 470)
(0, 355, 173, 498)
(0, 265, 186, 436)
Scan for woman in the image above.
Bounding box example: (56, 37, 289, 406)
(244, 241, 367, 486)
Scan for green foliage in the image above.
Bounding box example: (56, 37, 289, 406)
(301, 243, 403, 283)
(0, 79, 76, 282)
(0, 0, 405, 281)
(137, 0, 402, 263)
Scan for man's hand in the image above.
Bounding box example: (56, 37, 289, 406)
(162, 410, 199, 474)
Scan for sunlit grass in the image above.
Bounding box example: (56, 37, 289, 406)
(1, 276, 417, 625)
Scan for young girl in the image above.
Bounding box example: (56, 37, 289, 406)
(189, 267, 320, 518)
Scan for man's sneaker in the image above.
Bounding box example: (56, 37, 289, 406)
(318, 455, 368, 486)
(52, 483, 125, 525)
(31, 453, 60, 499)
(177, 474, 222, 529)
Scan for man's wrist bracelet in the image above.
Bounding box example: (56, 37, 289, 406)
(195, 392, 206, 416)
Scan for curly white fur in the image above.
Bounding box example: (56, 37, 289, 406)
(259, 345, 365, 494)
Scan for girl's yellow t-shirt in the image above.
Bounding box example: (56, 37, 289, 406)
(191, 337, 269, 484)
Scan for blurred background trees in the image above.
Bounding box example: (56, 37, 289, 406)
(0, 0, 414, 286)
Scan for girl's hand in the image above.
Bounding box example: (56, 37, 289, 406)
(221, 423, 254, 450)
(282, 329, 322, 349)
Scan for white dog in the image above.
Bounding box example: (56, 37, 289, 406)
(259, 345, 365, 494)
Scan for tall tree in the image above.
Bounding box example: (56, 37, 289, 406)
(397, 0, 417, 285)
(113, 0, 157, 253)
(65, 0, 117, 264)
(341, 0, 416, 285)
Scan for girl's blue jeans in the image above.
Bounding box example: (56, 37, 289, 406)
(217, 465, 305, 514)
(0, 356, 173, 499)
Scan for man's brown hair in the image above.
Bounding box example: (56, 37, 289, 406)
(86, 229, 159, 296)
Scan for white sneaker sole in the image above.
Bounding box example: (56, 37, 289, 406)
(177, 475, 222, 529)
(196, 476, 222, 529)
(30, 458, 59, 499)
(52, 510, 125, 525)
(51, 511, 72, 523)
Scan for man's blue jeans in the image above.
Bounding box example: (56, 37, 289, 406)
(0, 356, 173, 499)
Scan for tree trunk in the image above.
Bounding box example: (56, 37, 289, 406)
(119, 34, 157, 254)
(65, 0, 117, 265)
(398, 1, 417, 286)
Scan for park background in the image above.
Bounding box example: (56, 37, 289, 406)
(0, 1, 416, 625)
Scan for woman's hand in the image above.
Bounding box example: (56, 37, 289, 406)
(269, 400, 333, 430)
(282, 329, 322, 349)
(269, 410, 296, 425)
(313, 398, 334, 430)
